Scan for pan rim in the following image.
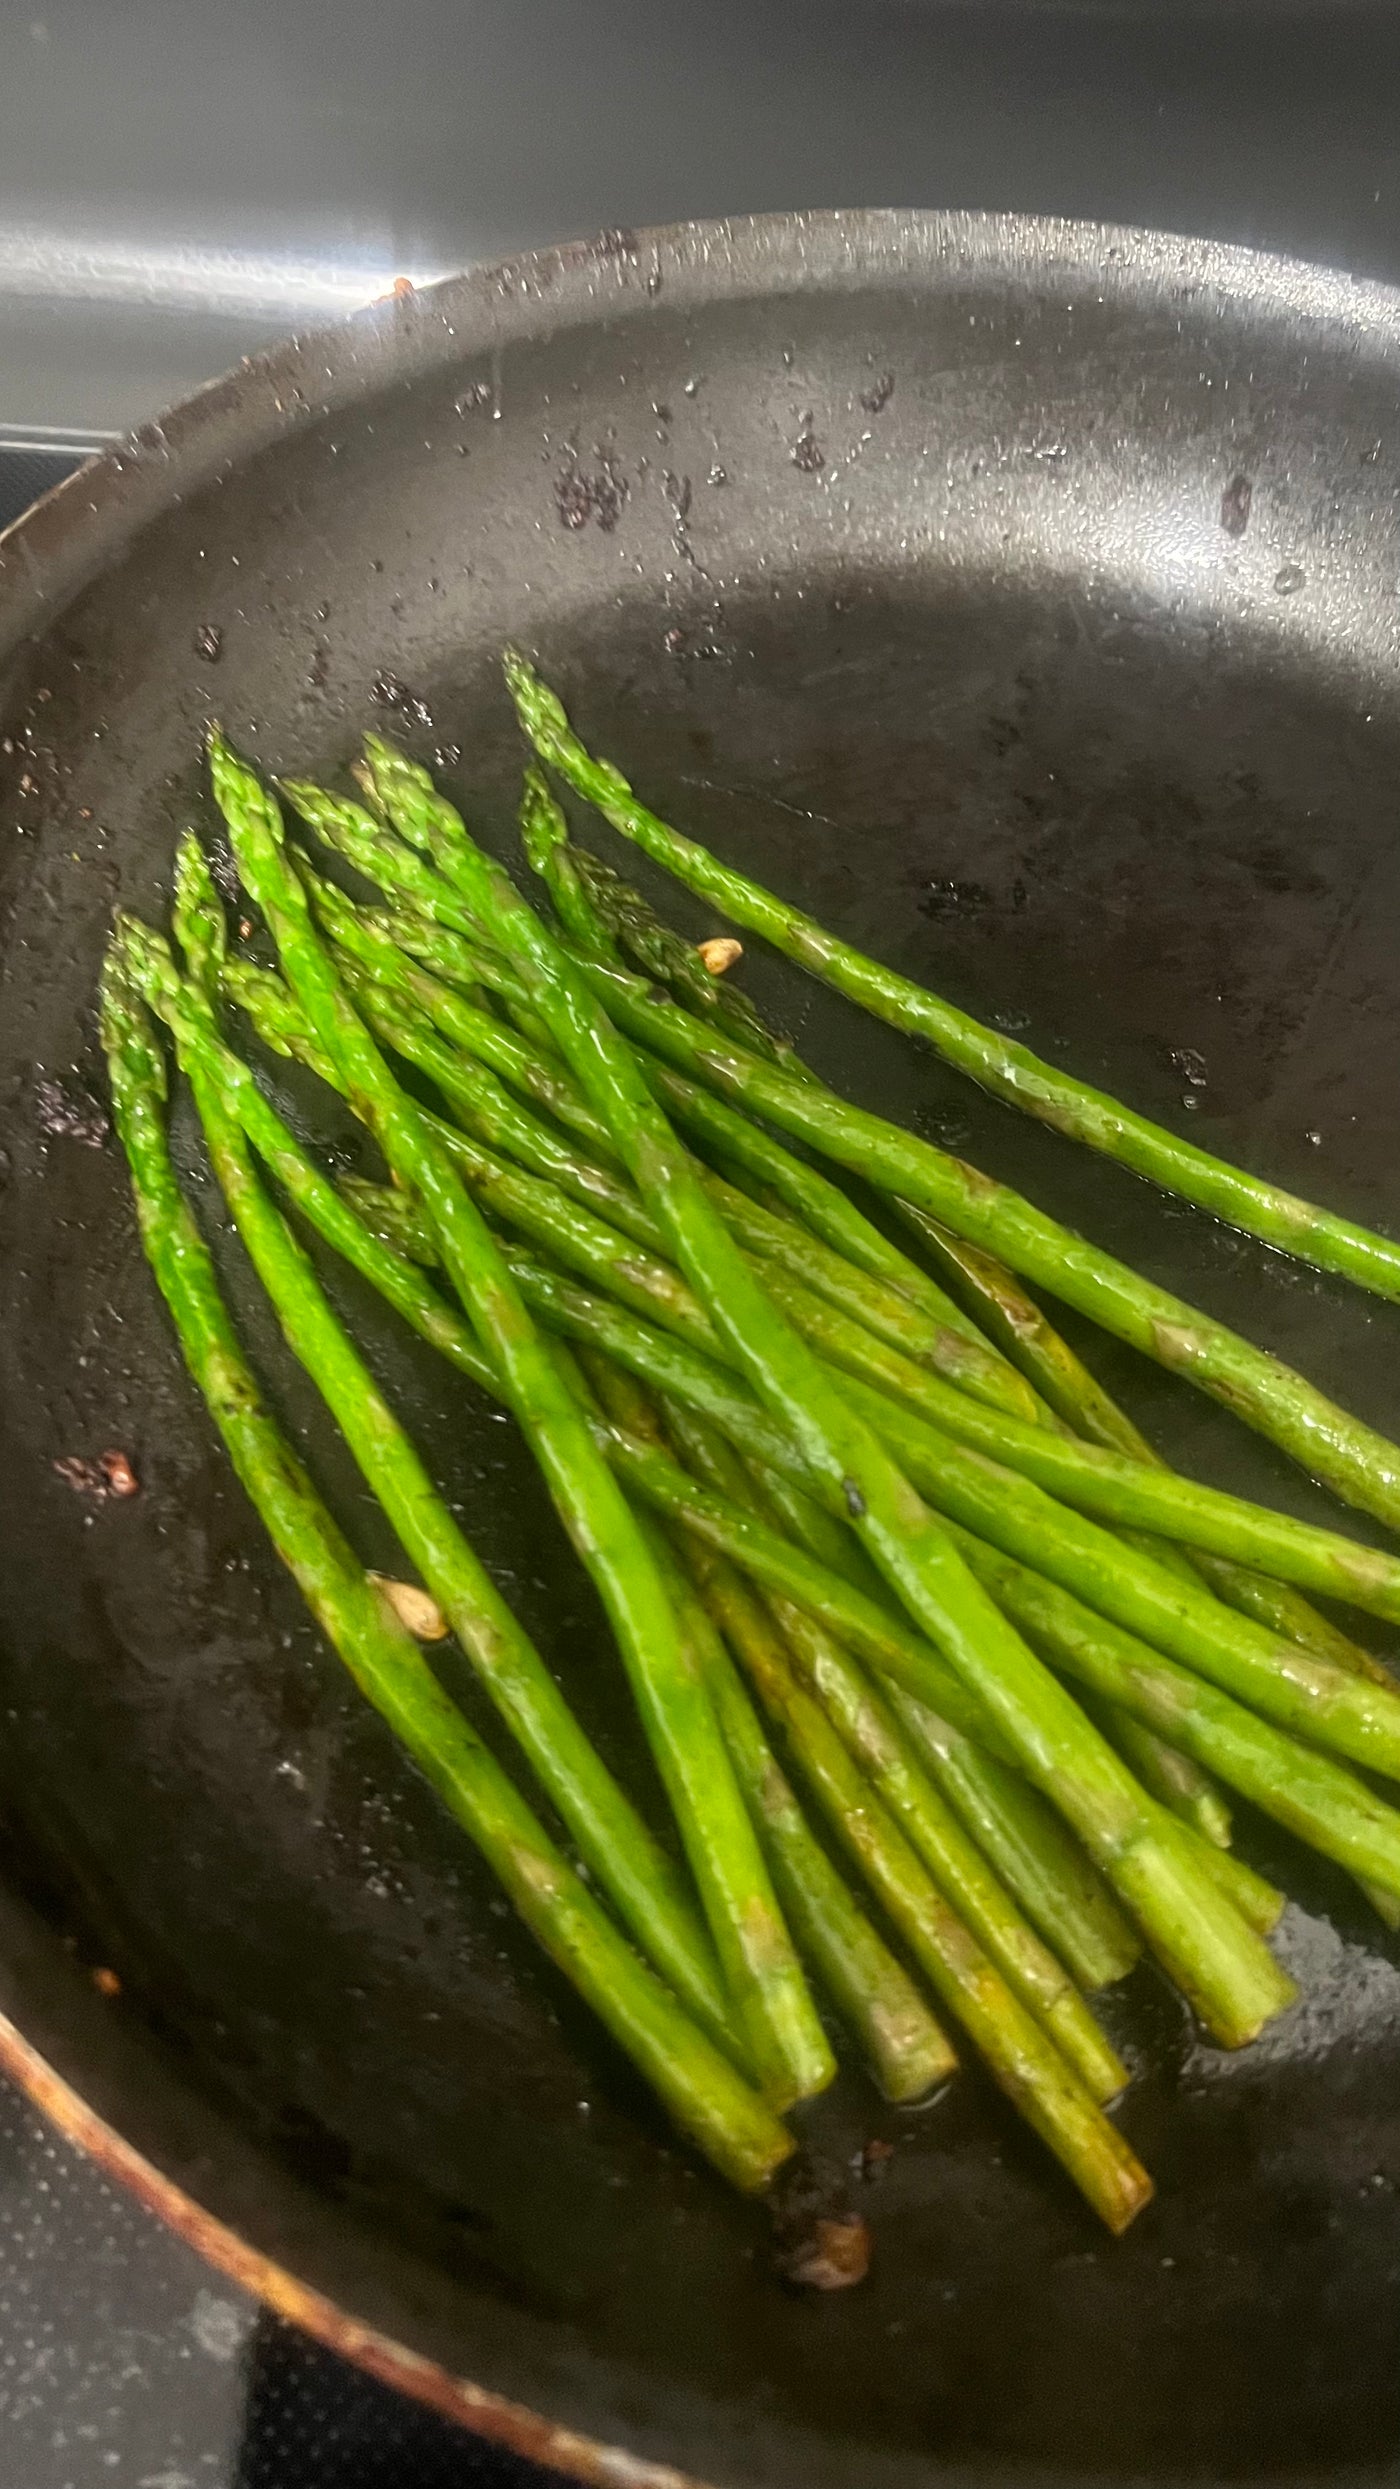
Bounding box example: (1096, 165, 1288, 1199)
(0, 2006, 714, 2487)
(3, 200, 1400, 2486)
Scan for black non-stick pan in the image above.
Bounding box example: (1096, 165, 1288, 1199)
(3, 210, 1400, 2489)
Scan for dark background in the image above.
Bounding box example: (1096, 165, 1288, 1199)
(2, 2, 1400, 2482)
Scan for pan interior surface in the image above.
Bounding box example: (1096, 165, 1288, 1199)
(1, 216, 1399, 2488)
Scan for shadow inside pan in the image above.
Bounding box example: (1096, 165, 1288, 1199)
(1, 219, 1399, 2487)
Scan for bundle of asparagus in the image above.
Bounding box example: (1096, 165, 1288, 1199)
(98, 654, 1400, 2271)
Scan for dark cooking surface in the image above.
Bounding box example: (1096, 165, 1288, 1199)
(3, 212, 1400, 2489)
(4, 18, 1400, 2489)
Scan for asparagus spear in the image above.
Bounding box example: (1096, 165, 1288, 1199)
(141, 968, 994, 1767)
(362, 731, 1296, 2048)
(98, 946, 792, 2194)
(520, 809, 1246, 1852)
(665, 1492, 1154, 2233)
(158, 1055, 1137, 1995)
(1102, 1709, 1232, 1851)
(822, 1374, 1400, 1784)
(752, 1262, 1400, 1631)
(558, 946, 1400, 1542)
(893, 1199, 1392, 1687)
(123, 897, 738, 2053)
(206, 732, 830, 2111)
(576, 1353, 955, 2103)
(172, 990, 1129, 2007)
(943, 1522, 1400, 1905)
(569, 831, 804, 1072)
(654, 1514, 956, 2105)
(505, 651, 1400, 1307)
(1182, 1834, 1286, 1937)
(193, 928, 1230, 1993)
(882, 1693, 1141, 1989)
(734, 1435, 1140, 1987)
(294, 789, 1001, 1352)
(346, 854, 1242, 1857)
(323, 1156, 1400, 1797)
(517, 822, 1396, 1900)
(316, 852, 1043, 1428)
(196, 866, 1275, 1991)
(455, 1234, 1400, 1805)
(304, 1104, 1152, 1987)
(664, 1399, 1128, 2105)
(340, 1148, 1400, 1655)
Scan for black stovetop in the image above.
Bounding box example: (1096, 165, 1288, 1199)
(5, 3, 1400, 2483)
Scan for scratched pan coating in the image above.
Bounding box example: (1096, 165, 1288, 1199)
(2, 212, 1400, 2489)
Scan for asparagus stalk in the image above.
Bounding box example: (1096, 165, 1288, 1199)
(737, 1436, 1140, 1987)
(98, 947, 792, 2194)
(196, 836, 1295, 2001)
(883, 1692, 1140, 1990)
(345, 866, 1242, 1858)
(748, 1258, 1400, 1629)
(559, 947, 1400, 1542)
(823, 1375, 1400, 1785)
(577, 1353, 955, 2102)
(1102, 1709, 1233, 1851)
(893, 1199, 1392, 1687)
(654, 1516, 957, 2105)
(318, 854, 1043, 1426)
(180, 993, 1126, 2007)
(365, 732, 1300, 2049)
(449, 1231, 1400, 1809)
(518, 811, 1250, 1851)
(343, 1146, 1400, 1656)
(143, 972, 994, 1766)
(665, 1399, 1128, 2105)
(123, 897, 738, 2053)
(1182, 1835, 1286, 1937)
(312, 1114, 1153, 1988)
(666, 1495, 1153, 2233)
(324, 1154, 1400, 1795)
(943, 1522, 1400, 1906)
(206, 732, 829, 2111)
(505, 650, 1400, 1307)
(569, 830, 805, 1073)
(311, 795, 1000, 1353)
(160, 1058, 1142, 1996)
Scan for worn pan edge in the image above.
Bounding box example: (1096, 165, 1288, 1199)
(0, 2008, 715, 2487)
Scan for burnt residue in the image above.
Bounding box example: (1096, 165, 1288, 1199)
(34, 1076, 107, 1148)
(369, 671, 434, 730)
(768, 2152, 871, 2292)
(1221, 473, 1253, 537)
(553, 444, 628, 534)
(193, 623, 224, 664)
(53, 1449, 139, 1502)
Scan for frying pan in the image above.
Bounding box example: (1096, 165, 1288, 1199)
(3, 208, 1400, 2489)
